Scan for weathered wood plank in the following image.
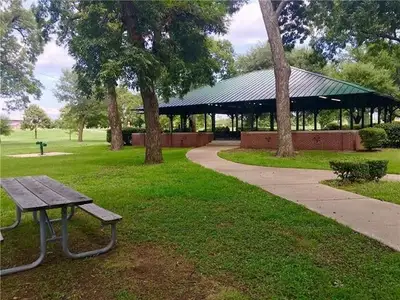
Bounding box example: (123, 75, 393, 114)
(0, 178, 48, 211)
(79, 204, 122, 223)
(16, 177, 69, 208)
(34, 175, 92, 205)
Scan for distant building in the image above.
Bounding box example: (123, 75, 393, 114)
(9, 119, 22, 129)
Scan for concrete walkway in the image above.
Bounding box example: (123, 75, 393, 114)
(187, 146, 400, 251)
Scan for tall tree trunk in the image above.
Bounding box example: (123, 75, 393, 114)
(140, 83, 163, 164)
(259, 0, 294, 157)
(106, 84, 124, 150)
(77, 118, 84, 142)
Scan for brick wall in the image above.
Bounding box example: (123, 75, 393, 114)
(241, 131, 362, 151)
(132, 132, 214, 148)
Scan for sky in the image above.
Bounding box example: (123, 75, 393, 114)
(2, 0, 267, 120)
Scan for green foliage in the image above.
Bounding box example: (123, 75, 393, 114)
(359, 128, 387, 150)
(206, 38, 237, 80)
(323, 122, 340, 130)
(20, 104, 51, 131)
(0, 0, 44, 110)
(0, 114, 13, 137)
(236, 43, 326, 74)
(329, 161, 370, 182)
(365, 160, 388, 181)
(374, 123, 400, 148)
(106, 127, 145, 145)
(116, 87, 144, 128)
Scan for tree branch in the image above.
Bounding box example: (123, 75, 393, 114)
(378, 33, 400, 43)
(275, 0, 290, 17)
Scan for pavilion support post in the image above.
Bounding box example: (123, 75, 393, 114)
(270, 112, 274, 131)
(241, 114, 244, 131)
(313, 110, 318, 131)
(339, 108, 343, 130)
(296, 110, 299, 131)
(235, 114, 239, 132)
(250, 114, 254, 130)
(255, 114, 259, 131)
(370, 107, 374, 127)
(231, 114, 234, 131)
(361, 107, 365, 128)
(350, 107, 354, 129)
(211, 113, 216, 133)
(378, 107, 381, 124)
(168, 115, 173, 133)
(302, 110, 305, 131)
(183, 114, 188, 130)
(384, 106, 388, 123)
(204, 113, 207, 132)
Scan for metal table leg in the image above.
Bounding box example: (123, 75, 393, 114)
(0, 207, 21, 231)
(61, 206, 116, 259)
(0, 210, 47, 276)
(33, 206, 75, 224)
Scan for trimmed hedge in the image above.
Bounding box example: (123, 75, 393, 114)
(329, 160, 388, 182)
(374, 123, 400, 148)
(106, 127, 146, 145)
(359, 127, 387, 150)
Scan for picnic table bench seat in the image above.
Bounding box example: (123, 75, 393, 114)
(79, 203, 122, 224)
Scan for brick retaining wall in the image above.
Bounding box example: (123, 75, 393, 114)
(241, 131, 362, 151)
(132, 132, 214, 148)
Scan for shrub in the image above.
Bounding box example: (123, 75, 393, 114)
(106, 127, 146, 145)
(324, 122, 340, 130)
(365, 160, 388, 181)
(374, 123, 400, 148)
(329, 161, 369, 182)
(358, 127, 387, 150)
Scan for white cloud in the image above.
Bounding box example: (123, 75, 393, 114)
(222, 1, 267, 53)
(36, 40, 75, 70)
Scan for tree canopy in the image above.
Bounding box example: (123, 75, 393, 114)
(0, 115, 13, 138)
(21, 104, 51, 139)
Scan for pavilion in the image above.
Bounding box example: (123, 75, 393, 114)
(157, 67, 398, 133)
(134, 67, 398, 150)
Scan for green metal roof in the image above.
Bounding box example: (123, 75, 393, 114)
(158, 67, 381, 109)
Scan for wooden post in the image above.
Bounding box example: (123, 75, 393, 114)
(204, 113, 207, 132)
(313, 110, 318, 130)
(169, 115, 173, 133)
(296, 110, 299, 131)
(255, 114, 259, 131)
(231, 114, 234, 131)
(235, 114, 239, 132)
(361, 107, 365, 128)
(241, 114, 244, 131)
(302, 110, 305, 131)
(350, 107, 354, 129)
(211, 113, 216, 132)
(339, 108, 343, 130)
(270, 112, 274, 131)
(370, 107, 374, 127)
(183, 114, 187, 130)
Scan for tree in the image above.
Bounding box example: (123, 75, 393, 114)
(258, 0, 294, 157)
(58, 106, 77, 140)
(207, 38, 238, 80)
(0, 114, 13, 140)
(20, 104, 51, 139)
(309, 1, 400, 59)
(53, 69, 108, 142)
(0, 0, 43, 111)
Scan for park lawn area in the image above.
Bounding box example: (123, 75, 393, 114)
(218, 148, 400, 174)
(324, 180, 400, 205)
(1, 142, 400, 299)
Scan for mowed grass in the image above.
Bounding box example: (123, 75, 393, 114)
(324, 180, 400, 205)
(1, 140, 400, 299)
(219, 148, 400, 174)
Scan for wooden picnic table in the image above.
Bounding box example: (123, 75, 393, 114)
(0, 175, 121, 276)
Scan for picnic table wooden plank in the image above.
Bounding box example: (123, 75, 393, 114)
(16, 177, 70, 208)
(79, 203, 122, 223)
(0, 178, 48, 211)
(34, 175, 92, 205)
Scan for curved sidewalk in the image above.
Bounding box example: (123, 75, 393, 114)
(187, 146, 400, 251)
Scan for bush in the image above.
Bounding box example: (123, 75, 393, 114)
(359, 128, 387, 150)
(106, 127, 146, 145)
(329, 161, 370, 182)
(365, 160, 388, 181)
(324, 122, 340, 130)
(374, 123, 400, 148)
(329, 160, 389, 182)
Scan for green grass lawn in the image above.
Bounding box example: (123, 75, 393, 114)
(1, 140, 400, 299)
(324, 180, 400, 205)
(219, 148, 400, 174)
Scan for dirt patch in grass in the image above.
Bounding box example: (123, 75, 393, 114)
(1, 242, 243, 300)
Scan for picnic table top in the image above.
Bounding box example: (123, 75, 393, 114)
(0, 175, 92, 212)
